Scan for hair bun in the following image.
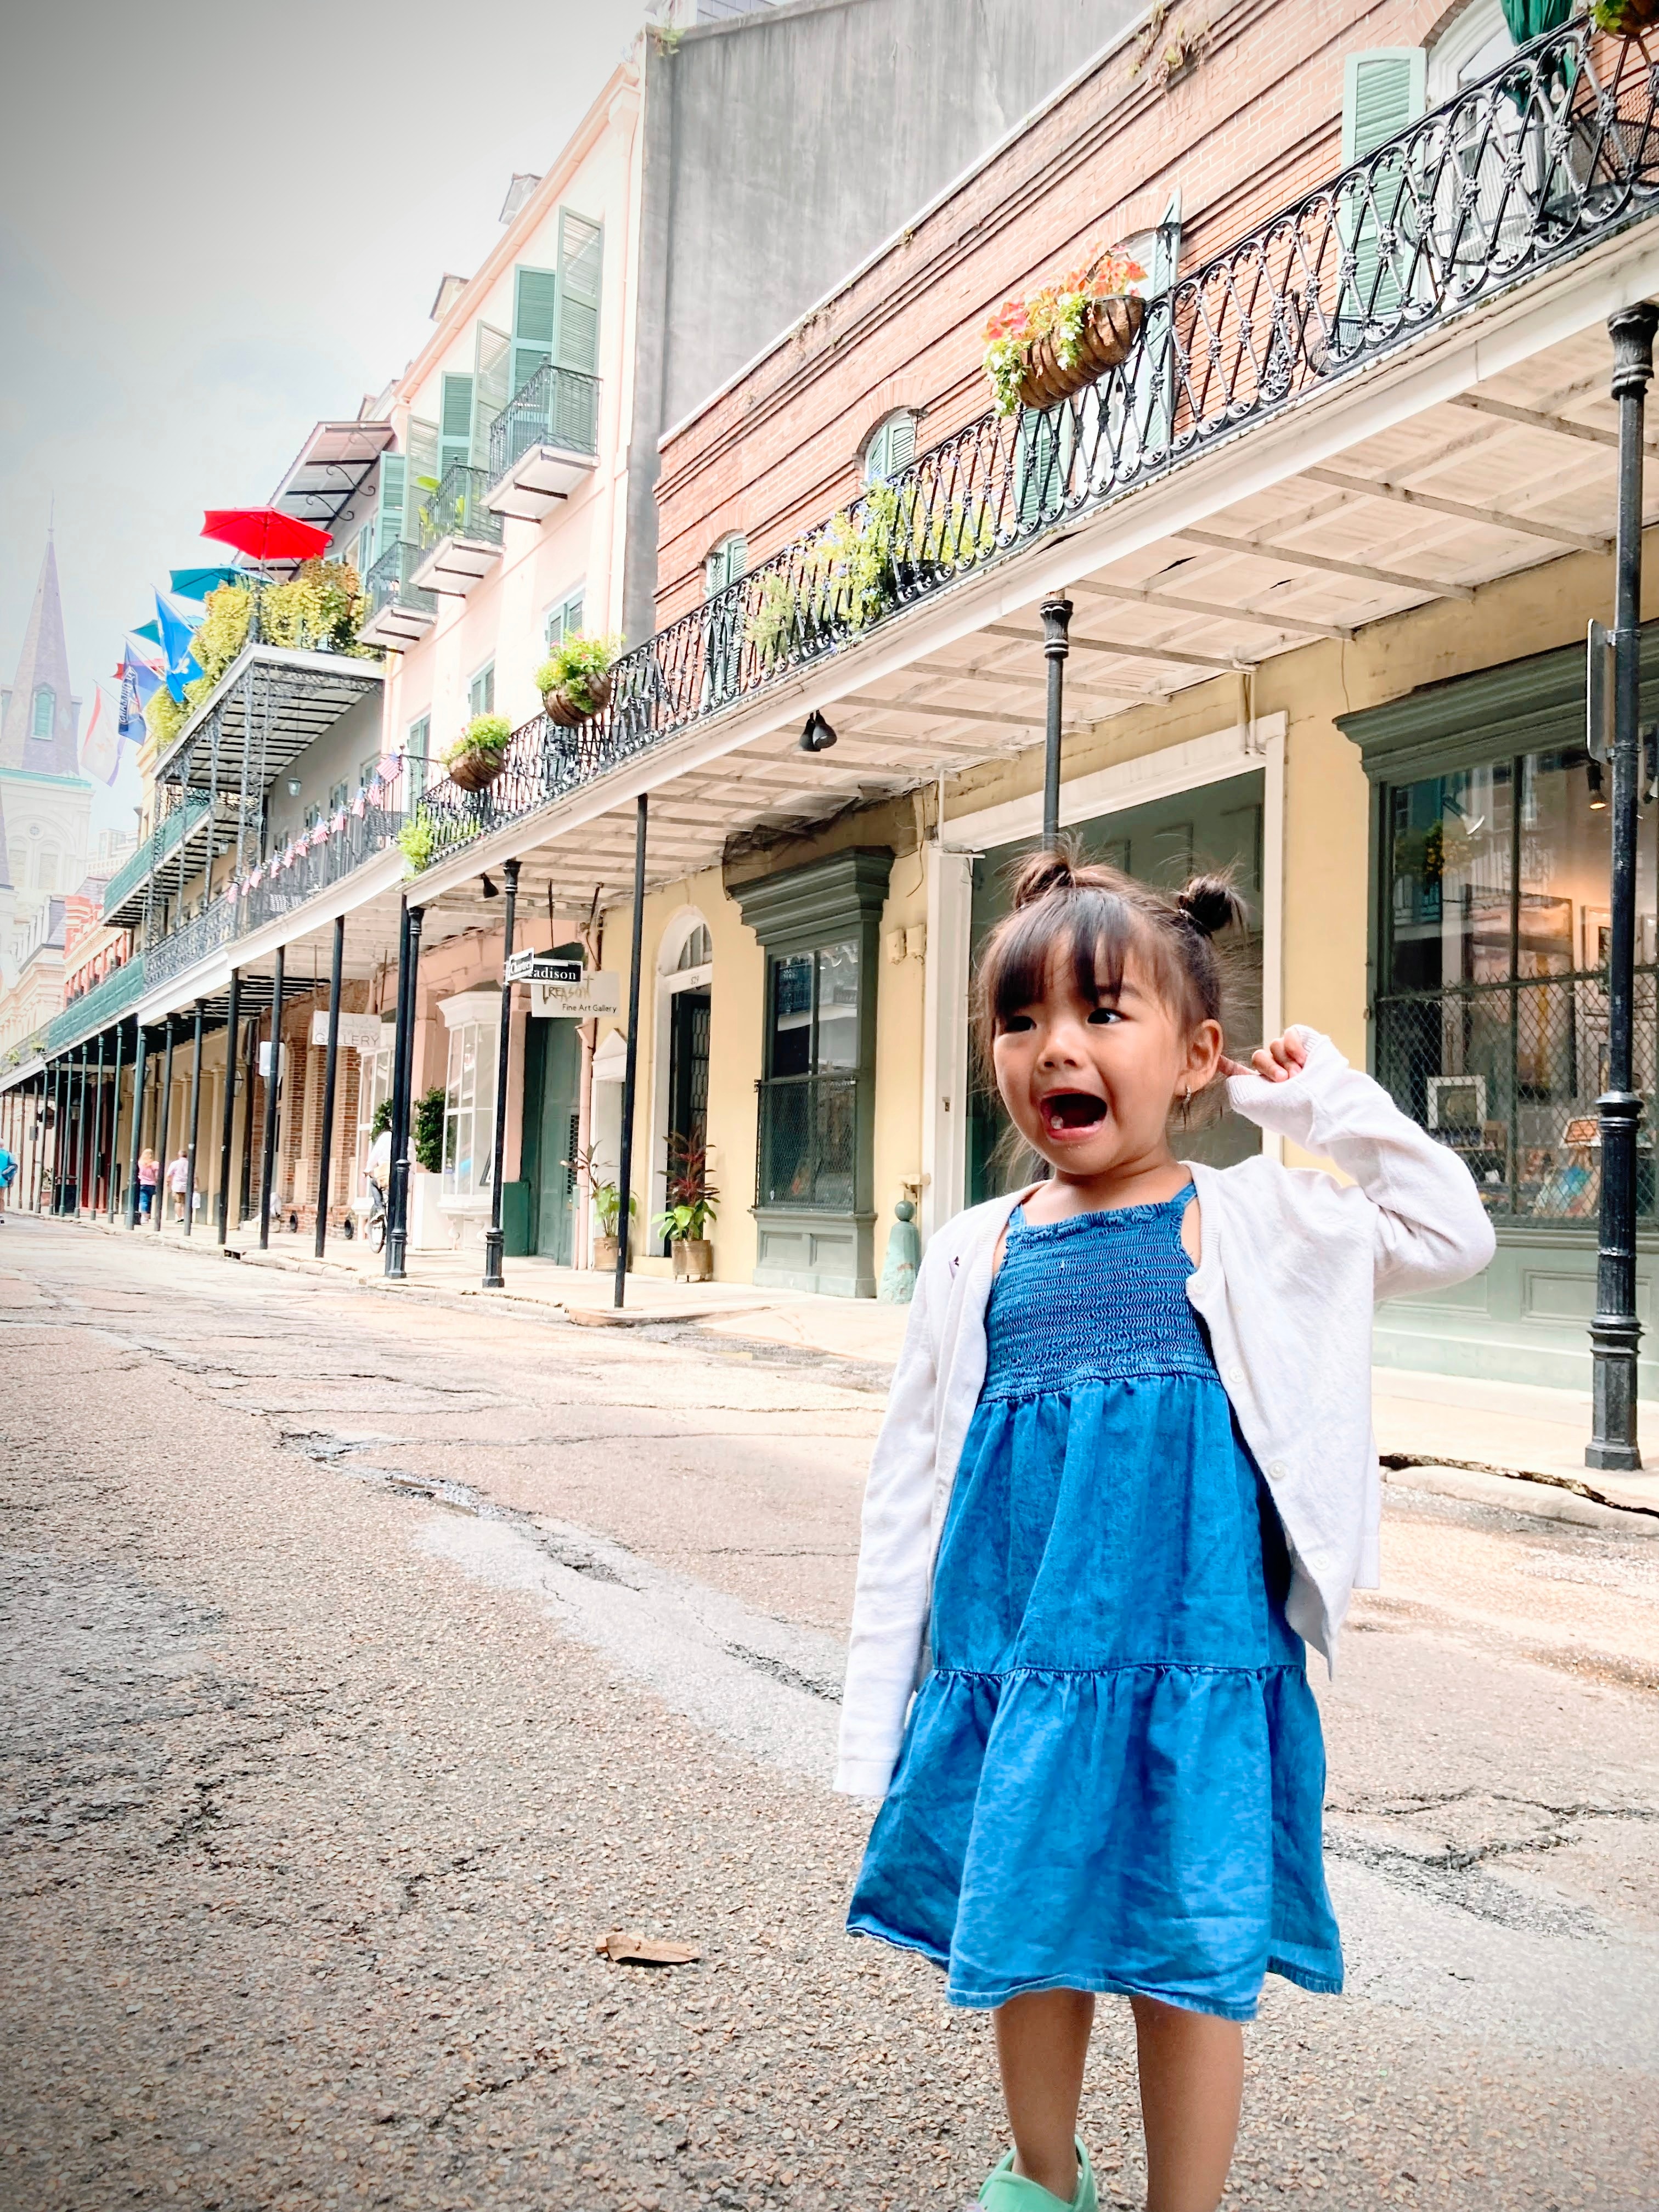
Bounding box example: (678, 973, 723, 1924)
(1010, 851, 1076, 909)
(1177, 874, 1246, 938)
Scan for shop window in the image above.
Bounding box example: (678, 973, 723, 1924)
(758, 940, 862, 1209)
(1374, 742, 1657, 1223)
(443, 1011, 498, 1202)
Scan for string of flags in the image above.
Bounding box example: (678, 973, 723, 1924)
(219, 757, 406, 902)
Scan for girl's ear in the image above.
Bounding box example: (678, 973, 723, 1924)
(1186, 1018, 1226, 1092)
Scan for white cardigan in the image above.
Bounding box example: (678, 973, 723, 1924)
(835, 1029, 1497, 1797)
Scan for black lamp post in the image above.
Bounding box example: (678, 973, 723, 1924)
(482, 858, 520, 1290)
(1041, 594, 1073, 851)
(1588, 302, 1659, 1473)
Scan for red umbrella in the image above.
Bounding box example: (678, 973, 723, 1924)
(200, 508, 332, 563)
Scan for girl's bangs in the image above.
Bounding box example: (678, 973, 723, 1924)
(989, 885, 1135, 1028)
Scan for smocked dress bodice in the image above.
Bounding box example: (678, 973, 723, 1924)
(847, 1188, 1342, 2019)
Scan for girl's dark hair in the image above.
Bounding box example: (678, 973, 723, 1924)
(972, 848, 1248, 1077)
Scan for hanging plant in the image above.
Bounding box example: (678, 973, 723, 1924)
(438, 713, 513, 792)
(1590, 0, 1659, 32)
(983, 244, 1148, 417)
(412, 1087, 446, 1175)
(397, 810, 437, 871)
(537, 633, 619, 725)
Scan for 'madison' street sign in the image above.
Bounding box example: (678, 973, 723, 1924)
(505, 950, 584, 986)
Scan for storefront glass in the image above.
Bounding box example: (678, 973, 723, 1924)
(442, 1014, 497, 1202)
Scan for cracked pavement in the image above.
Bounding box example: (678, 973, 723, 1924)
(2, 1217, 1657, 2210)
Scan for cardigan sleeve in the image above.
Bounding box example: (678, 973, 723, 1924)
(1226, 1028, 1497, 1301)
(835, 1241, 947, 1796)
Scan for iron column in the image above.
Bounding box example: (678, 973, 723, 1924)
(74, 1047, 88, 1216)
(183, 999, 206, 1237)
(108, 1021, 125, 1221)
(614, 795, 648, 1310)
(386, 901, 424, 1283)
(1040, 594, 1073, 852)
(259, 950, 285, 1250)
(238, 1001, 258, 1231)
(155, 1020, 176, 1232)
(91, 1032, 107, 1215)
(126, 1025, 149, 1228)
(217, 969, 242, 1245)
(1588, 302, 1659, 1472)
(314, 917, 346, 1258)
(482, 858, 520, 1290)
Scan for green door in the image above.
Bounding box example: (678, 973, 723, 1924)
(968, 769, 1267, 1204)
(522, 1016, 583, 1263)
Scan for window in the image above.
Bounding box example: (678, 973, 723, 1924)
(758, 940, 861, 1209)
(328, 780, 349, 815)
(1375, 741, 1658, 1223)
(1427, 0, 1511, 100)
(676, 923, 712, 972)
(1340, 48, 1427, 340)
(544, 589, 585, 651)
(443, 1013, 498, 1201)
(467, 664, 495, 718)
(303, 804, 321, 832)
(863, 411, 917, 486)
(705, 534, 747, 598)
(703, 535, 747, 705)
(407, 715, 430, 768)
(31, 686, 54, 738)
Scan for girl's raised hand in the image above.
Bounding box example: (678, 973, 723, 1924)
(1219, 1030, 1308, 1084)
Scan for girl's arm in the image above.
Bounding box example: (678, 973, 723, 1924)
(836, 1248, 946, 1797)
(1223, 1026, 1497, 1300)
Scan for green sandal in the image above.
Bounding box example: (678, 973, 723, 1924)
(970, 2137, 1097, 2212)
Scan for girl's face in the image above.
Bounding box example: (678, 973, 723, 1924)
(991, 940, 1224, 1181)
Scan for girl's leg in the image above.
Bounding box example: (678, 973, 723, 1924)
(1128, 1996, 1243, 2212)
(994, 1989, 1094, 2200)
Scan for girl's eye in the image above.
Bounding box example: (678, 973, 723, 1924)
(999, 1013, 1036, 1034)
(1087, 1005, 1123, 1025)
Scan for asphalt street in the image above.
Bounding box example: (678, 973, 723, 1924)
(2, 1215, 1656, 2211)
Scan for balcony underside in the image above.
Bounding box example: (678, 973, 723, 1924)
(407, 226, 1659, 915)
(411, 535, 503, 597)
(484, 442, 596, 522)
(151, 645, 385, 797)
(360, 597, 437, 651)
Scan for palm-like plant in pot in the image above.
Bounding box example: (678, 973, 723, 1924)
(655, 1134, 719, 1283)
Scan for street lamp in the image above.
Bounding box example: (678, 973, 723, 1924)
(1587, 302, 1658, 1473)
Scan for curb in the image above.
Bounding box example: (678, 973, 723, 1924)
(1383, 1459, 1659, 1534)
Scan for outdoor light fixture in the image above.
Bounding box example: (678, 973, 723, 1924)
(1588, 758, 1608, 810)
(800, 709, 838, 752)
(481, 874, 500, 899)
(285, 776, 302, 797)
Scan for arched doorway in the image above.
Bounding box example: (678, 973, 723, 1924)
(651, 912, 713, 1252)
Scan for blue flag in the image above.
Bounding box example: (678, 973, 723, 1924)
(155, 589, 206, 703)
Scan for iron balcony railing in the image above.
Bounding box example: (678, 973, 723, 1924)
(416, 463, 502, 550)
(404, 21, 1659, 875)
(146, 899, 236, 990)
(101, 794, 212, 921)
(46, 953, 150, 1056)
(365, 538, 437, 625)
(488, 363, 601, 483)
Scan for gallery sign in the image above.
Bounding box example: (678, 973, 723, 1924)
(310, 1012, 390, 1053)
(530, 974, 620, 1019)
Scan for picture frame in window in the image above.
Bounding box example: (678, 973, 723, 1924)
(1426, 1073, 1487, 1131)
(1582, 906, 1612, 973)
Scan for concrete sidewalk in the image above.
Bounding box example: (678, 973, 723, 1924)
(57, 1209, 1659, 1525)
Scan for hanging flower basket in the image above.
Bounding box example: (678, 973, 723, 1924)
(984, 246, 1148, 417)
(543, 670, 613, 726)
(1592, 0, 1659, 34)
(438, 712, 512, 792)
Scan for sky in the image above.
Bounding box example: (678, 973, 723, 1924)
(0, 0, 652, 842)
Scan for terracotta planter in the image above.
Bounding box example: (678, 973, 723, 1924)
(594, 1234, 619, 1272)
(543, 671, 613, 727)
(1015, 294, 1146, 411)
(445, 747, 507, 793)
(672, 1237, 714, 1284)
(1594, 0, 1659, 32)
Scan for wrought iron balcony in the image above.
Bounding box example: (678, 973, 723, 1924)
(403, 23, 1659, 878)
(362, 539, 437, 649)
(45, 953, 150, 1057)
(412, 464, 503, 596)
(102, 794, 213, 926)
(486, 365, 601, 521)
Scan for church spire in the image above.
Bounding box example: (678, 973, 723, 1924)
(1, 537, 82, 780)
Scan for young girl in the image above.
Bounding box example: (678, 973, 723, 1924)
(838, 853, 1494, 2212)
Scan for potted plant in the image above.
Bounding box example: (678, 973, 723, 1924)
(413, 1087, 445, 1175)
(397, 809, 437, 871)
(655, 1136, 719, 1284)
(537, 633, 619, 726)
(1592, 0, 1659, 33)
(983, 244, 1148, 417)
(439, 713, 513, 793)
(590, 1177, 636, 1272)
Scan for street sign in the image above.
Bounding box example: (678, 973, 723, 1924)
(530, 974, 621, 1019)
(310, 1011, 388, 1053)
(505, 950, 584, 986)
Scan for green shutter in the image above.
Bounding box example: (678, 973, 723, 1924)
(438, 373, 473, 481)
(865, 412, 916, 485)
(555, 210, 603, 375)
(407, 417, 439, 492)
(511, 265, 558, 397)
(1340, 50, 1426, 336)
(705, 535, 746, 598)
(375, 455, 407, 561)
(472, 324, 510, 471)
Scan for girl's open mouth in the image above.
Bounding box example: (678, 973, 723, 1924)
(1038, 1091, 1107, 1139)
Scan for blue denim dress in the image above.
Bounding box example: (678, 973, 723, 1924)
(847, 1190, 1344, 2020)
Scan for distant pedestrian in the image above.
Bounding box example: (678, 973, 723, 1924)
(136, 1148, 159, 1221)
(836, 852, 1496, 2212)
(0, 1136, 15, 1220)
(166, 1150, 189, 1222)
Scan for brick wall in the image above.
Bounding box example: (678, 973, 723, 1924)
(654, 0, 1447, 624)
